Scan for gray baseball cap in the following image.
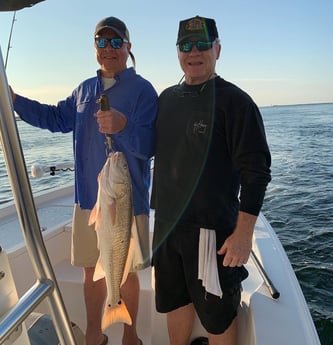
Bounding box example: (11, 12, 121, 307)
(95, 17, 130, 42)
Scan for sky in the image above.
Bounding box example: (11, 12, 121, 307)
(0, 0, 332, 107)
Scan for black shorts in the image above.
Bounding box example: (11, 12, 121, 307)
(152, 224, 246, 334)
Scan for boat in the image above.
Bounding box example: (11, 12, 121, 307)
(0, 1, 321, 344)
(0, 183, 322, 345)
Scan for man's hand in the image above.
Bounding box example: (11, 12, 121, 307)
(95, 108, 127, 134)
(218, 211, 257, 267)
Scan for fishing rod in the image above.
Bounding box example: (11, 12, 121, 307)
(5, 11, 17, 69)
(31, 163, 74, 177)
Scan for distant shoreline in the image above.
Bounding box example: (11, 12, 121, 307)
(260, 101, 333, 109)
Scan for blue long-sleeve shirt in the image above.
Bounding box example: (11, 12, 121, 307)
(14, 68, 158, 215)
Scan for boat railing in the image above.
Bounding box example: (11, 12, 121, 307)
(0, 43, 77, 344)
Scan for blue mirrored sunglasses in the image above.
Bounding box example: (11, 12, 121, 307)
(178, 40, 214, 53)
(95, 37, 128, 49)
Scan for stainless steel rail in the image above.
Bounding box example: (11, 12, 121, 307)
(0, 44, 77, 344)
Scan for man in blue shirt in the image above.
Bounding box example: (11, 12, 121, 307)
(12, 16, 158, 345)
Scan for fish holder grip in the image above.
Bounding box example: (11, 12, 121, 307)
(99, 94, 110, 111)
(97, 94, 113, 154)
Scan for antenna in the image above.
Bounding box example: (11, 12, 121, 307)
(5, 11, 17, 69)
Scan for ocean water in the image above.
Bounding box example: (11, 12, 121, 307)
(1, 103, 332, 344)
(260, 103, 333, 345)
(0, 119, 74, 205)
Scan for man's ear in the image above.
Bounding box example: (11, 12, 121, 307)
(216, 43, 221, 60)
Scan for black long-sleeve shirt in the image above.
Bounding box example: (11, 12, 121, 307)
(151, 76, 271, 245)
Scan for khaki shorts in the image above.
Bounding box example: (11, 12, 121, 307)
(71, 204, 150, 270)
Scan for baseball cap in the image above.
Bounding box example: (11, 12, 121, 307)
(176, 16, 218, 44)
(95, 17, 130, 42)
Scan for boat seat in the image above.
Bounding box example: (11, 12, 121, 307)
(0, 247, 31, 344)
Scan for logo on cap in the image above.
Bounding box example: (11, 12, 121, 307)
(185, 17, 205, 31)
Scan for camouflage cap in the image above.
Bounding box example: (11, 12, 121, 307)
(176, 15, 218, 44)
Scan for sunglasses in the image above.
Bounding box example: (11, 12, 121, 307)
(178, 40, 214, 53)
(95, 37, 129, 49)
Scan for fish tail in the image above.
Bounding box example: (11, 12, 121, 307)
(102, 299, 132, 329)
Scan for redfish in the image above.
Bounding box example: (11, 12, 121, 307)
(88, 151, 132, 328)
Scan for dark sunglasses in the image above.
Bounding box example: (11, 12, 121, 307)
(95, 37, 129, 49)
(178, 40, 214, 53)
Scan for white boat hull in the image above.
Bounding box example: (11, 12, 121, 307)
(0, 185, 320, 345)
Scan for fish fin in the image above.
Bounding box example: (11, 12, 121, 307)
(102, 299, 132, 329)
(88, 172, 102, 226)
(93, 258, 105, 282)
(88, 206, 97, 226)
(88, 204, 101, 228)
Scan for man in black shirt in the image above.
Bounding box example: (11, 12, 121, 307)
(151, 15, 271, 345)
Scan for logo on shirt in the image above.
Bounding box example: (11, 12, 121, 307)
(193, 120, 207, 135)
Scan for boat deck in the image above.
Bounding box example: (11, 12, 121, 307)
(0, 185, 321, 345)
